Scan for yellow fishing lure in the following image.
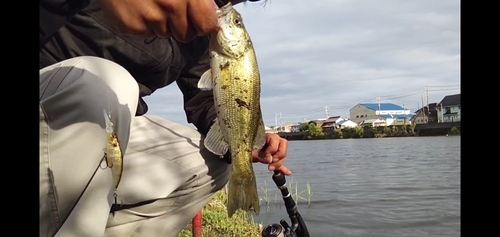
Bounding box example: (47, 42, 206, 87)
(103, 109, 123, 205)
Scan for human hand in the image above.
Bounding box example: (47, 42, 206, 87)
(96, 0, 219, 42)
(252, 133, 292, 176)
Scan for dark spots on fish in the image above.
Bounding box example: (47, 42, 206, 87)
(217, 104, 222, 108)
(246, 148, 252, 153)
(242, 138, 248, 145)
(235, 98, 250, 110)
(243, 89, 248, 93)
(219, 61, 230, 70)
(221, 85, 228, 90)
(234, 77, 240, 80)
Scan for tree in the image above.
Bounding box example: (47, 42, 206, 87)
(449, 126, 460, 135)
(355, 126, 364, 138)
(300, 123, 324, 139)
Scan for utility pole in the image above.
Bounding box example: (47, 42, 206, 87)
(421, 94, 427, 123)
(403, 103, 406, 125)
(279, 112, 283, 131)
(325, 106, 329, 119)
(426, 85, 429, 109)
(425, 85, 430, 122)
(274, 114, 278, 129)
(377, 97, 381, 118)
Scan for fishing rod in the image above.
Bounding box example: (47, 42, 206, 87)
(261, 171, 310, 237)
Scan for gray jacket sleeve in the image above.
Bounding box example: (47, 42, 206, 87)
(40, 0, 90, 49)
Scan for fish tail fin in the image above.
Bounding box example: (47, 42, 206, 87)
(226, 171, 260, 217)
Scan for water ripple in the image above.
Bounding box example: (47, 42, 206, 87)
(254, 136, 460, 236)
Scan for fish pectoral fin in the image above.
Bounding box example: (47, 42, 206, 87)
(204, 119, 229, 156)
(198, 69, 213, 91)
(252, 110, 267, 151)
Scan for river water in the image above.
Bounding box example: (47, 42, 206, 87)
(252, 136, 461, 237)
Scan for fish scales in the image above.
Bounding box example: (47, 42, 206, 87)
(197, 2, 267, 217)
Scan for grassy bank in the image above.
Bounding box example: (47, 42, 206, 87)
(178, 188, 263, 237)
(178, 179, 313, 237)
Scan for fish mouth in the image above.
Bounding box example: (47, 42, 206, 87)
(216, 2, 233, 17)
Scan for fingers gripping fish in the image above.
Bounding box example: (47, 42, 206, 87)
(103, 109, 123, 206)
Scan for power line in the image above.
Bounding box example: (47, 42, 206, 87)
(427, 88, 460, 92)
(426, 85, 460, 88)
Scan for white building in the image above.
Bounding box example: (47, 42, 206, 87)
(349, 103, 411, 124)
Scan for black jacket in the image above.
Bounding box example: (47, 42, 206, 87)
(39, 0, 216, 135)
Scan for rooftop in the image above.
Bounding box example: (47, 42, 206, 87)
(359, 103, 406, 111)
(438, 94, 460, 106)
(381, 114, 414, 120)
(414, 103, 438, 113)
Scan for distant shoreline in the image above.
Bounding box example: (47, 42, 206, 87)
(277, 124, 460, 141)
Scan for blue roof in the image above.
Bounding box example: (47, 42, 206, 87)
(360, 103, 405, 111)
(381, 114, 414, 120)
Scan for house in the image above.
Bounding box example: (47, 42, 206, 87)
(349, 103, 411, 124)
(307, 119, 326, 128)
(264, 126, 279, 134)
(321, 116, 358, 130)
(381, 114, 414, 125)
(321, 116, 344, 130)
(336, 119, 358, 128)
(278, 123, 302, 133)
(411, 103, 438, 124)
(360, 118, 387, 127)
(436, 94, 460, 123)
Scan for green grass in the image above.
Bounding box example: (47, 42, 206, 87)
(178, 188, 263, 237)
(260, 178, 313, 208)
(178, 180, 313, 237)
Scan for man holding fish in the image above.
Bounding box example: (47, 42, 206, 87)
(40, 0, 292, 236)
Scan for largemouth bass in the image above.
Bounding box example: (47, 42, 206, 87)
(198, 2, 267, 217)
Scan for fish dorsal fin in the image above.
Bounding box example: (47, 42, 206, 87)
(252, 108, 267, 151)
(204, 118, 229, 156)
(198, 69, 213, 91)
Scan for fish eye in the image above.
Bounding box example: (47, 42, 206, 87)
(234, 18, 242, 25)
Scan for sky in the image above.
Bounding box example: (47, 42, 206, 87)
(143, 0, 460, 128)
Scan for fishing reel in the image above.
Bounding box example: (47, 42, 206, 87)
(262, 220, 297, 237)
(261, 171, 310, 237)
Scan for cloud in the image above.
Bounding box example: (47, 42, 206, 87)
(146, 0, 460, 127)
